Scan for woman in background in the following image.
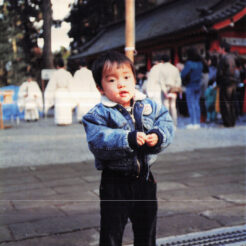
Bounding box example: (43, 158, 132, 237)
(181, 47, 203, 129)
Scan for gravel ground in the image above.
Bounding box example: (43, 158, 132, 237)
(0, 114, 245, 169)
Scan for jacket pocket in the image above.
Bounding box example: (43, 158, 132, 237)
(143, 117, 154, 130)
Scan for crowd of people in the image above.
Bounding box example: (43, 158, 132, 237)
(136, 41, 246, 129)
(18, 57, 100, 125)
(17, 40, 246, 128)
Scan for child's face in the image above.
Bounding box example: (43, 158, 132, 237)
(98, 62, 136, 107)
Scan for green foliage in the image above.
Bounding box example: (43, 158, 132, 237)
(0, 2, 25, 86)
(54, 47, 71, 67)
(0, 0, 42, 86)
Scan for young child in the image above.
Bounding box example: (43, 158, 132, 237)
(205, 80, 217, 123)
(82, 51, 174, 246)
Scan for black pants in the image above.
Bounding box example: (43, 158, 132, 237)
(220, 84, 237, 127)
(99, 169, 157, 246)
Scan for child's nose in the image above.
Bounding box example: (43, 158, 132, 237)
(118, 80, 126, 88)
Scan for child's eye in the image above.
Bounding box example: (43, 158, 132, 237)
(106, 77, 115, 82)
(124, 76, 129, 79)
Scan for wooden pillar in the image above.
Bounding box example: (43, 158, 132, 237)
(174, 47, 179, 65)
(125, 0, 135, 62)
(147, 53, 152, 71)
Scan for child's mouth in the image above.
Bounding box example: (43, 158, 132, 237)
(119, 91, 129, 97)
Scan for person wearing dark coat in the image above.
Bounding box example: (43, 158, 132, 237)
(216, 41, 238, 127)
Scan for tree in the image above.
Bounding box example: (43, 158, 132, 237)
(0, 2, 26, 86)
(0, 0, 55, 86)
(41, 0, 53, 69)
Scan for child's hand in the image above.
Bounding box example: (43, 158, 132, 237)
(145, 133, 158, 147)
(136, 132, 146, 146)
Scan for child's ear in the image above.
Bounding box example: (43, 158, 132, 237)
(96, 85, 104, 95)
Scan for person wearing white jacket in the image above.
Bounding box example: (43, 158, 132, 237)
(44, 57, 75, 125)
(72, 59, 101, 122)
(146, 56, 163, 105)
(18, 73, 43, 121)
(146, 55, 181, 126)
(159, 55, 181, 126)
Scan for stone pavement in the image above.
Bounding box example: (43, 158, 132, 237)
(0, 146, 245, 245)
(1, 115, 246, 168)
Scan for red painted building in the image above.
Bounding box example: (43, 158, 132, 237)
(71, 0, 246, 70)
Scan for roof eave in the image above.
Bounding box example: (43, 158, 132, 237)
(212, 7, 246, 30)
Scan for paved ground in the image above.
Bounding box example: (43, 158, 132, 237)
(0, 115, 245, 245)
(0, 115, 245, 168)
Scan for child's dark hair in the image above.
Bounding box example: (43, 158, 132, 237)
(92, 51, 136, 89)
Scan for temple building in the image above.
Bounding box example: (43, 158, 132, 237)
(70, 0, 246, 69)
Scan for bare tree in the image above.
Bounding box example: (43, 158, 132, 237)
(41, 0, 53, 68)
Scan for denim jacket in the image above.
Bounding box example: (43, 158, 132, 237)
(82, 90, 174, 178)
(181, 60, 203, 89)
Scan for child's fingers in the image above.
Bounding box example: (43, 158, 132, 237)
(136, 132, 146, 146)
(137, 138, 145, 146)
(137, 136, 145, 145)
(137, 132, 147, 139)
(146, 139, 157, 147)
(146, 133, 157, 141)
(145, 133, 158, 147)
(146, 140, 156, 146)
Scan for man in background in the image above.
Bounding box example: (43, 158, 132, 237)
(217, 40, 238, 127)
(159, 54, 181, 126)
(146, 55, 164, 105)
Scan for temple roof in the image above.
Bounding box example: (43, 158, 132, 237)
(71, 0, 246, 59)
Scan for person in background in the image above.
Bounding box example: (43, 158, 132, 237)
(82, 51, 174, 246)
(208, 55, 218, 85)
(234, 58, 244, 118)
(181, 47, 203, 129)
(216, 40, 238, 127)
(205, 79, 217, 124)
(208, 55, 220, 121)
(240, 61, 246, 115)
(73, 58, 101, 123)
(44, 57, 75, 126)
(200, 55, 210, 123)
(159, 54, 182, 127)
(145, 55, 164, 105)
(136, 66, 147, 94)
(18, 72, 43, 122)
(175, 61, 189, 117)
(176, 62, 184, 73)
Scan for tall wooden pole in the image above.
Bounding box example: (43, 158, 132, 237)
(42, 0, 54, 69)
(125, 0, 135, 62)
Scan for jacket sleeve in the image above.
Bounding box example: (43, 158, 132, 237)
(44, 74, 56, 114)
(175, 68, 182, 88)
(181, 61, 192, 80)
(82, 110, 134, 160)
(145, 66, 161, 99)
(145, 101, 175, 154)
